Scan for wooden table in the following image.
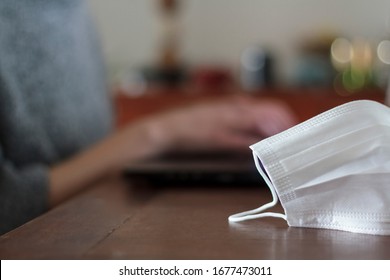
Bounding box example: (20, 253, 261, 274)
(1, 87, 390, 259)
(1, 175, 390, 259)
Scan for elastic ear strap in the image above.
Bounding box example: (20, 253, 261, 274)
(228, 152, 286, 222)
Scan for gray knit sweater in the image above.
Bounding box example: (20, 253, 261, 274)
(0, 0, 113, 234)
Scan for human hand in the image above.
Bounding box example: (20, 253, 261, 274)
(140, 95, 298, 153)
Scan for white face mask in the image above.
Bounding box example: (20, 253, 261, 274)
(229, 100, 390, 235)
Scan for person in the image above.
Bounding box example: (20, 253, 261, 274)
(0, 0, 297, 234)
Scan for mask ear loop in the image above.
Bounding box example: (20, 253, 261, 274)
(228, 152, 287, 222)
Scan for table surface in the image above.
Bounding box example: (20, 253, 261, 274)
(1, 175, 390, 260)
(1, 88, 390, 260)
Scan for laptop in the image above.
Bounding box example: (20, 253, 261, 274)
(124, 150, 264, 186)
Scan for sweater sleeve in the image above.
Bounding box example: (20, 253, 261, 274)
(0, 146, 49, 235)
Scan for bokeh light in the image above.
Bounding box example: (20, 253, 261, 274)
(377, 40, 390, 64)
(331, 38, 352, 70)
(351, 39, 372, 70)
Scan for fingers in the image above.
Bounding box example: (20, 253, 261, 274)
(150, 95, 299, 153)
(254, 104, 297, 136)
(222, 97, 298, 138)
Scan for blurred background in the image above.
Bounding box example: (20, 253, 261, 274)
(87, 0, 390, 94)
